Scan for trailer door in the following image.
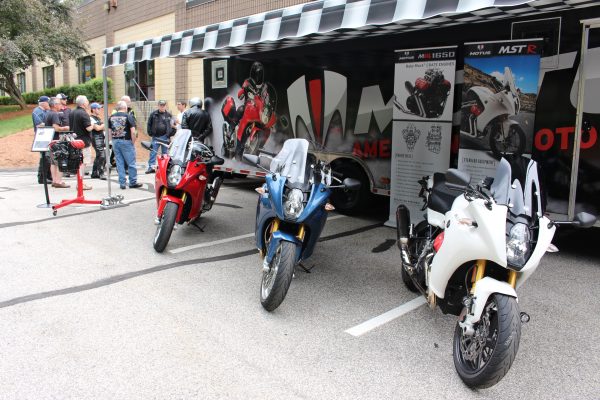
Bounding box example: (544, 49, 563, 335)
(569, 19, 600, 223)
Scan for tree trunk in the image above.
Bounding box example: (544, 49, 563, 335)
(1, 73, 27, 110)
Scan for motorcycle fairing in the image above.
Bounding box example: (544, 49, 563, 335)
(429, 199, 508, 299)
(265, 230, 302, 264)
(460, 276, 518, 327)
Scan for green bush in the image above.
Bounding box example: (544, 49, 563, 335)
(1, 78, 113, 106)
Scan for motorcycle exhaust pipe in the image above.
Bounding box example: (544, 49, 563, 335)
(396, 205, 412, 267)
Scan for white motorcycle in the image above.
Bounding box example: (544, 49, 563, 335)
(395, 158, 596, 388)
(461, 66, 526, 158)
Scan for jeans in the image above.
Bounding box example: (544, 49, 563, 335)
(148, 135, 169, 169)
(113, 139, 138, 186)
(91, 133, 106, 178)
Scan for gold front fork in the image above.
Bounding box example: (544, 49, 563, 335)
(507, 270, 517, 288)
(470, 259, 487, 294)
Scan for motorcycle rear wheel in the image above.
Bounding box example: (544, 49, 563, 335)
(153, 202, 178, 253)
(489, 124, 525, 159)
(453, 293, 521, 388)
(260, 241, 296, 311)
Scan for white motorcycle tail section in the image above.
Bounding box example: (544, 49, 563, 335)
(429, 199, 507, 299)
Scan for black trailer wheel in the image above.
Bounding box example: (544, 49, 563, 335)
(260, 240, 296, 311)
(453, 293, 521, 389)
(153, 202, 178, 253)
(490, 124, 525, 159)
(329, 162, 369, 215)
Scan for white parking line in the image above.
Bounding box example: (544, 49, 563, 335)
(169, 214, 347, 254)
(345, 296, 427, 337)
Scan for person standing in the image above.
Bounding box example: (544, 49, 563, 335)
(181, 97, 210, 141)
(175, 100, 187, 130)
(146, 100, 172, 174)
(45, 98, 70, 188)
(89, 103, 106, 180)
(32, 96, 51, 184)
(69, 95, 94, 190)
(56, 93, 71, 128)
(109, 101, 142, 189)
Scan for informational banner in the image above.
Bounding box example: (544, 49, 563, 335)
(387, 46, 457, 226)
(458, 39, 543, 183)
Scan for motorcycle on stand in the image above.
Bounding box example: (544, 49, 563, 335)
(395, 157, 596, 388)
(141, 129, 225, 253)
(221, 82, 277, 161)
(244, 139, 361, 311)
(461, 66, 526, 159)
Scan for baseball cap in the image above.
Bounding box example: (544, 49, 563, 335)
(38, 96, 50, 103)
(158, 100, 167, 105)
(90, 103, 103, 110)
(56, 93, 68, 100)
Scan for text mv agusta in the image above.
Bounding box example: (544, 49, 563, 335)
(461, 67, 526, 158)
(142, 129, 225, 253)
(221, 82, 277, 160)
(395, 158, 595, 388)
(244, 139, 360, 311)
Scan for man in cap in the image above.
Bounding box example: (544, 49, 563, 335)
(145, 100, 173, 173)
(32, 96, 51, 184)
(45, 98, 71, 188)
(89, 103, 107, 180)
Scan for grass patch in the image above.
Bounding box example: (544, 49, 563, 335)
(0, 105, 21, 114)
(0, 115, 32, 138)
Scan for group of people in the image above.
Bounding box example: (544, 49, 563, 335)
(32, 94, 214, 190)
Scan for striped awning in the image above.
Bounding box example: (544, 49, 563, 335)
(102, 0, 598, 68)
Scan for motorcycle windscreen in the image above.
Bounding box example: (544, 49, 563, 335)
(490, 157, 512, 205)
(169, 129, 192, 164)
(269, 138, 309, 184)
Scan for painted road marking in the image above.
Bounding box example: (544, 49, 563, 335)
(169, 215, 347, 254)
(345, 296, 427, 337)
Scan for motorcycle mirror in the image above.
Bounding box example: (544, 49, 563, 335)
(243, 154, 260, 165)
(343, 178, 361, 191)
(209, 155, 225, 166)
(573, 212, 597, 228)
(140, 141, 152, 151)
(445, 169, 471, 191)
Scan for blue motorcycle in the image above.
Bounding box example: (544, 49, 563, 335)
(244, 139, 360, 311)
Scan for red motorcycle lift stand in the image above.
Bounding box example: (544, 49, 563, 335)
(51, 169, 102, 216)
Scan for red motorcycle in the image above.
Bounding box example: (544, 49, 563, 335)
(142, 130, 225, 252)
(221, 82, 277, 160)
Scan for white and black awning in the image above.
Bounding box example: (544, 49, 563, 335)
(102, 0, 598, 68)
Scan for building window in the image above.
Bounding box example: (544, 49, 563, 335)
(17, 73, 26, 93)
(78, 55, 96, 83)
(124, 60, 155, 101)
(186, 0, 215, 8)
(43, 66, 55, 89)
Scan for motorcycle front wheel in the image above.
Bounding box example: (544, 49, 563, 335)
(245, 131, 261, 155)
(260, 241, 296, 311)
(489, 124, 525, 159)
(453, 293, 521, 389)
(153, 202, 178, 253)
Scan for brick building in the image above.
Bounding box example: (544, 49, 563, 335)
(20, 0, 312, 107)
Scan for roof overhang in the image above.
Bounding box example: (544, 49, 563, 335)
(102, 0, 598, 68)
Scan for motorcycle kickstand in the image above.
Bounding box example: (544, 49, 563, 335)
(190, 220, 205, 232)
(298, 262, 315, 273)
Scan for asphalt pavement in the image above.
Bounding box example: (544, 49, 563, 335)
(0, 168, 598, 399)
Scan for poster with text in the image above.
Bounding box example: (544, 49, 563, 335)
(458, 39, 543, 183)
(387, 46, 456, 227)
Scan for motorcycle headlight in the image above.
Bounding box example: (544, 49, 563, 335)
(167, 164, 183, 187)
(506, 223, 530, 267)
(284, 188, 304, 219)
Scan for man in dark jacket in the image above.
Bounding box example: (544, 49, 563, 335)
(146, 100, 172, 174)
(181, 97, 210, 141)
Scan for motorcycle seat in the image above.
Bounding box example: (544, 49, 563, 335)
(429, 173, 460, 215)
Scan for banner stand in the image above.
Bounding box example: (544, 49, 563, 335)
(36, 152, 54, 209)
(31, 127, 56, 208)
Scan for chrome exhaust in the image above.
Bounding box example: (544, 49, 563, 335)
(396, 205, 412, 268)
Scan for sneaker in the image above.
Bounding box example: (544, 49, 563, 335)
(129, 183, 143, 189)
(99, 175, 107, 181)
(145, 168, 155, 174)
(52, 182, 70, 188)
(83, 184, 92, 190)
(120, 185, 126, 190)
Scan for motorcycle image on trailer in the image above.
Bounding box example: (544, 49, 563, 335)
(395, 158, 596, 388)
(395, 68, 452, 119)
(461, 66, 526, 159)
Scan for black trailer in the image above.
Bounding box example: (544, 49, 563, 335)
(102, 0, 600, 222)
